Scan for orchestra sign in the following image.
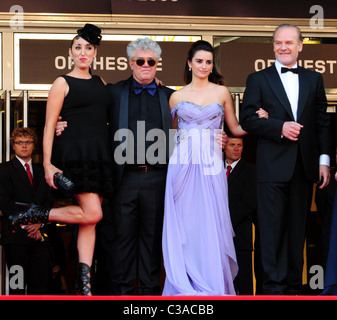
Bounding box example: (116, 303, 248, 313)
(220, 42, 337, 89)
(14, 34, 199, 90)
(14, 35, 337, 91)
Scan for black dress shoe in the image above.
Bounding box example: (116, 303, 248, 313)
(285, 285, 303, 295)
(8, 203, 50, 232)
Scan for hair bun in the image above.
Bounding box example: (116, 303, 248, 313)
(77, 24, 102, 46)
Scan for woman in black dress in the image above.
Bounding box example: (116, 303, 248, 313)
(9, 24, 113, 295)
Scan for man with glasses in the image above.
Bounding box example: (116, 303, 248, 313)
(0, 127, 54, 294)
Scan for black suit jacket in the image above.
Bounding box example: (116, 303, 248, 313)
(240, 64, 330, 183)
(0, 157, 54, 244)
(106, 76, 174, 187)
(227, 159, 257, 251)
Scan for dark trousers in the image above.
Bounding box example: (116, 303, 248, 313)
(234, 250, 253, 295)
(4, 242, 50, 295)
(108, 167, 167, 295)
(257, 155, 312, 295)
(322, 189, 337, 294)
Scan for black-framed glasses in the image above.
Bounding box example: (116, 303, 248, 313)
(14, 141, 34, 146)
(133, 58, 157, 67)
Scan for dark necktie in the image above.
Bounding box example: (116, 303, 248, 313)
(133, 82, 157, 96)
(226, 165, 232, 179)
(25, 163, 33, 185)
(281, 67, 299, 74)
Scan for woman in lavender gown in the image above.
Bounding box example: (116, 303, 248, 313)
(162, 40, 267, 296)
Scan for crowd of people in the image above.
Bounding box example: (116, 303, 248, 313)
(0, 23, 334, 296)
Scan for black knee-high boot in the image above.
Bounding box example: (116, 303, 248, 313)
(75, 262, 91, 295)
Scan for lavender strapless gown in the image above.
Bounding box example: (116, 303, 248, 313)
(162, 101, 238, 296)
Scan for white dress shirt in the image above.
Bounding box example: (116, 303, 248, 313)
(225, 159, 241, 172)
(16, 155, 33, 176)
(275, 60, 299, 122)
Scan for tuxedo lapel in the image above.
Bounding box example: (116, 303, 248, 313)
(228, 159, 242, 182)
(115, 78, 131, 158)
(297, 67, 310, 121)
(119, 78, 130, 130)
(32, 163, 43, 189)
(158, 88, 172, 161)
(158, 88, 170, 134)
(11, 157, 32, 189)
(265, 65, 294, 120)
(231, 159, 243, 175)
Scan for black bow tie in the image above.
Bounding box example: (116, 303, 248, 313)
(133, 82, 157, 96)
(281, 67, 299, 74)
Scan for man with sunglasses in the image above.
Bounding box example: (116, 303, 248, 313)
(98, 38, 174, 295)
(0, 127, 54, 294)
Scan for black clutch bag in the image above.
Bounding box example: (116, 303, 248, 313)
(54, 173, 74, 193)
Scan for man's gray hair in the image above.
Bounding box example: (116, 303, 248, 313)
(126, 37, 162, 60)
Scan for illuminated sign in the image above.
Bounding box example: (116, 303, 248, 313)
(220, 42, 337, 89)
(14, 34, 200, 90)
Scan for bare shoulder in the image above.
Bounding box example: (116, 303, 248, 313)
(210, 83, 232, 107)
(53, 76, 67, 86)
(50, 76, 68, 91)
(169, 87, 186, 110)
(48, 76, 69, 98)
(214, 83, 231, 96)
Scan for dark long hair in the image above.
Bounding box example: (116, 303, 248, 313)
(184, 40, 224, 85)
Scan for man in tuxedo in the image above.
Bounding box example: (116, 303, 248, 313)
(0, 127, 54, 294)
(101, 38, 174, 295)
(240, 24, 331, 295)
(225, 136, 257, 294)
